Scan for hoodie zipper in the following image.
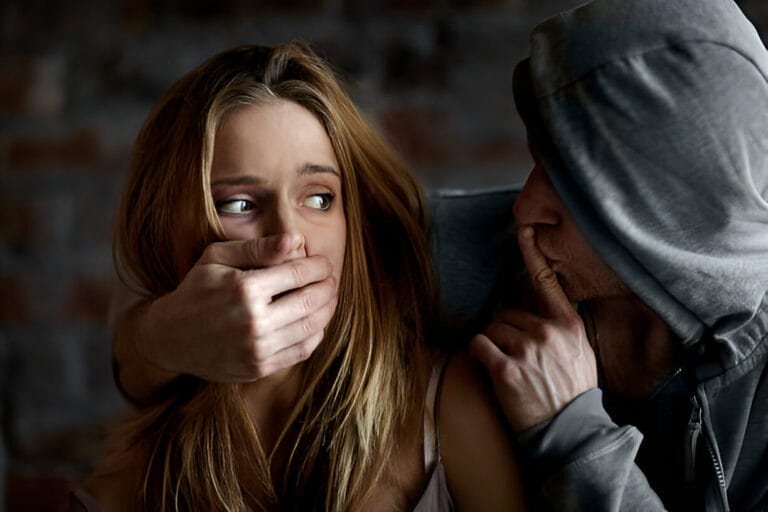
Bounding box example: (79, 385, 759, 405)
(688, 393, 729, 510)
(684, 396, 701, 484)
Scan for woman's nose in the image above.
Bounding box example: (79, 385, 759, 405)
(263, 202, 307, 260)
(284, 233, 307, 260)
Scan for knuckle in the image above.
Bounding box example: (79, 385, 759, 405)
(232, 274, 252, 302)
(518, 341, 541, 363)
(533, 266, 559, 288)
(248, 339, 271, 362)
(493, 358, 518, 383)
(294, 339, 316, 362)
(516, 340, 537, 359)
(563, 313, 584, 332)
(290, 261, 306, 287)
(299, 290, 315, 315)
(502, 338, 524, 358)
(198, 243, 219, 264)
(245, 238, 261, 259)
(300, 316, 318, 336)
(244, 314, 269, 339)
(535, 322, 556, 341)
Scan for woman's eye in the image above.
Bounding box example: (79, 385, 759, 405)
(304, 193, 333, 211)
(216, 199, 255, 214)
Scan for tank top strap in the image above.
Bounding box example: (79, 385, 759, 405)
(423, 354, 450, 470)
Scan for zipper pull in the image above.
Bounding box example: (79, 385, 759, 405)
(684, 395, 702, 484)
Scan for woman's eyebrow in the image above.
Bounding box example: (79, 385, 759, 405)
(210, 175, 264, 187)
(211, 164, 339, 187)
(299, 163, 340, 177)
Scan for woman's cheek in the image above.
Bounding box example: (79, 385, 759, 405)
(218, 217, 254, 241)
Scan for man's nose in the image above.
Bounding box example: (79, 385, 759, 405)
(513, 166, 561, 226)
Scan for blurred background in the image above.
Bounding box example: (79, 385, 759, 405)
(1, 0, 766, 509)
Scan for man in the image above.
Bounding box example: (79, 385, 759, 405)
(471, 0, 768, 509)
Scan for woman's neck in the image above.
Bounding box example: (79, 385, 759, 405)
(242, 364, 305, 456)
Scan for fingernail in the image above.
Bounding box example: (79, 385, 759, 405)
(521, 226, 534, 239)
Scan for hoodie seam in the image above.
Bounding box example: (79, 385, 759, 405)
(534, 39, 768, 101)
(701, 329, 768, 397)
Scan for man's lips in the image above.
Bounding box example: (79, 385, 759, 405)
(527, 230, 560, 269)
(537, 248, 558, 268)
(543, 254, 566, 275)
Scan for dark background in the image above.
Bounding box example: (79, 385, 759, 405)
(1, 0, 766, 509)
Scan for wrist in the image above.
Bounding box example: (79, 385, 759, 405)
(134, 295, 180, 378)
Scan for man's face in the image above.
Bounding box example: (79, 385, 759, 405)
(513, 142, 631, 303)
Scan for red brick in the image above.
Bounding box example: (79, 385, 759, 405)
(0, 202, 38, 253)
(0, 55, 64, 116)
(0, 58, 36, 115)
(7, 128, 103, 170)
(0, 276, 29, 324)
(382, 40, 449, 91)
(379, 107, 455, 167)
(119, 0, 151, 30)
(64, 275, 114, 325)
(470, 136, 528, 165)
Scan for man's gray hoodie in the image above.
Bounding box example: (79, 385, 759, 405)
(512, 0, 768, 509)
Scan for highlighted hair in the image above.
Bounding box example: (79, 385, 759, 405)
(112, 42, 437, 510)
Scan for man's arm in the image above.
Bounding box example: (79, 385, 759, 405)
(112, 299, 179, 405)
(517, 388, 665, 510)
(470, 226, 666, 510)
(112, 234, 337, 405)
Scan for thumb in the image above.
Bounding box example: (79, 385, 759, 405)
(197, 233, 302, 269)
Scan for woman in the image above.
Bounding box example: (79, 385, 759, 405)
(76, 42, 525, 511)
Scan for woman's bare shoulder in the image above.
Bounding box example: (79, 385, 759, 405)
(439, 352, 528, 511)
(439, 351, 507, 425)
(79, 455, 141, 512)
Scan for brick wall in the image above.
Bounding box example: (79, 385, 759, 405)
(2, 0, 767, 509)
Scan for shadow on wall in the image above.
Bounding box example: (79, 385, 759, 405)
(1, 0, 766, 509)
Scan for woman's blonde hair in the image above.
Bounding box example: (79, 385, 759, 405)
(112, 41, 438, 510)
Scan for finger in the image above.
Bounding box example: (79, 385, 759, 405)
(483, 321, 529, 355)
(253, 298, 336, 364)
(261, 277, 336, 331)
(495, 308, 542, 331)
(253, 331, 325, 380)
(198, 234, 303, 269)
(518, 226, 573, 319)
(468, 334, 509, 371)
(273, 295, 337, 345)
(242, 256, 333, 299)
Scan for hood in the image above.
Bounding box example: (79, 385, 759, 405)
(514, 0, 768, 370)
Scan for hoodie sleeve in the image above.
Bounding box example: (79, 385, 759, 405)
(518, 388, 667, 511)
